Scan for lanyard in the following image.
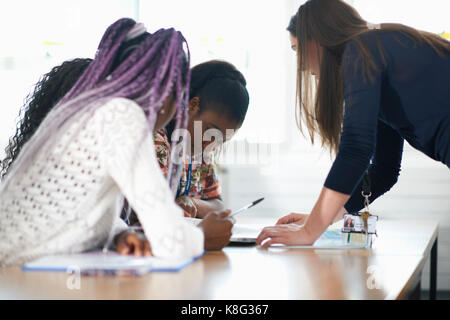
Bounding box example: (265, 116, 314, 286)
(176, 157, 192, 198)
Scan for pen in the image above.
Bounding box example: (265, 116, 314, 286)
(229, 197, 264, 218)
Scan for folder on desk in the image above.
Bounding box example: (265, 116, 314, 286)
(22, 251, 204, 275)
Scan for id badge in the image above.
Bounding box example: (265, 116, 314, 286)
(341, 212, 378, 247)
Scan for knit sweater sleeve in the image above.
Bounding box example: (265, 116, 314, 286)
(96, 98, 204, 260)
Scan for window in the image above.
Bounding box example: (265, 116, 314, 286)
(140, 0, 293, 144)
(0, 0, 139, 158)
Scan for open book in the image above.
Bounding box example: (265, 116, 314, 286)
(22, 251, 204, 275)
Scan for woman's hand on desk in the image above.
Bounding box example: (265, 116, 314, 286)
(198, 210, 233, 250)
(115, 230, 152, 257)
(259, 187, 350, 247)
(256, 224, 315, 248)
(276, 213, 309, 225)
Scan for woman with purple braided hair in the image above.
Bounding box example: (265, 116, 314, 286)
(0, 18, 233, 266)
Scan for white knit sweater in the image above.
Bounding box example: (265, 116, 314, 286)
(0, 98, 204, 266)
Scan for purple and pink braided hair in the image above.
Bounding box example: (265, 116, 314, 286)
(1, 18, 191, 195)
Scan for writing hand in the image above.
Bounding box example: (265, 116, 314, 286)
(198, 210, 233, 250)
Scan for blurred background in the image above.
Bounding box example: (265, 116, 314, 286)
(0, 0, 449, 294)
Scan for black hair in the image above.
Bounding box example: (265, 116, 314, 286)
(0, 58, 92, 178)
(287, 13, 297, 36)
(111, 32, 149, 70)
(189, 60, 249, 127)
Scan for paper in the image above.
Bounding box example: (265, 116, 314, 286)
(184, 217, 202, 226)
(230, 224, 264, 243)
(22, 251, 203, 275)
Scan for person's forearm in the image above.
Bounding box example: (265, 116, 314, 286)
(303, 187, 351, 240)
(333, 206, 348, 223)
(193, 197, 225, 219)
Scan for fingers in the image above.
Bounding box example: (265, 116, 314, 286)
(218, 209, 235, 225)
(256, 227, 288, 248)
(202, 210, 234, 251)
(228, 216, 236, 225)
(143, 240, 152, 257)
(211, 210, 234, 226)
(256, 226, 290, 246)
(256, 226, 277, 245)
(116, 231, 153, 257)
(261, 238, 284, 248)
(217, 209, 232, 219)
(276, 213, 297, 225)
(125, 234, 142, 256)
(183, 211, 192, 217)
(275, 217, 289, 225)
(117, 241, 130, 255)
(276, 213, 308, 226)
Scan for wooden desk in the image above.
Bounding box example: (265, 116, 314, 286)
(0, 219, 438, 300)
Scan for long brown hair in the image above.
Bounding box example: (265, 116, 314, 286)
(295, 0, 450, 155)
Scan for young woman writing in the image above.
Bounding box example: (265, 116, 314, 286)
(257, 0, 450, 246)
(0, 18, 233, 266)
(129, 60, 249, 223)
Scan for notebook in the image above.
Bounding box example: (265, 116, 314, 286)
(229, 224, 263, 245)
(22, 251, 204, 276)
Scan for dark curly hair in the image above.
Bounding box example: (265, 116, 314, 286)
(0, 58, 92, 179)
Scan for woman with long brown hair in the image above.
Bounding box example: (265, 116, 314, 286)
(257, 0, 450, 246)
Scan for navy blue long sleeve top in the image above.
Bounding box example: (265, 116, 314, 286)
(322, 30, 450, 213)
